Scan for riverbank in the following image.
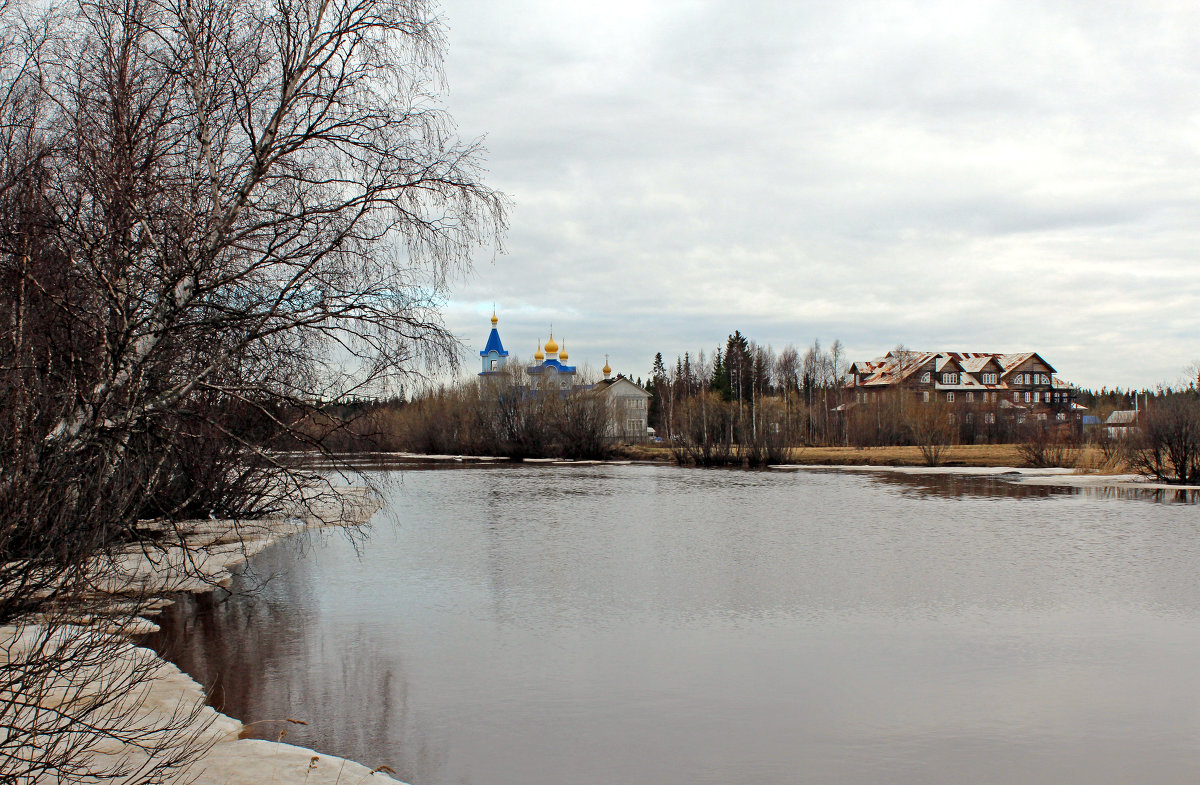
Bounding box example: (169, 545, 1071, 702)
(1, 487, 406, 785)
(300, 446, 1198, 495)
(302, 443, 1086, 468)
(620, 443, 1118, 468)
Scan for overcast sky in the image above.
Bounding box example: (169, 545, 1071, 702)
(434, 0, 1200, 390)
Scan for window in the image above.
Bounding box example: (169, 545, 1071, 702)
(946, 392, 955, 402)
(490, 359, 498, 370)
(1013, 392, 1020, 403)
(627, 419, 641, 433)
(1056, 412, 1066, 421)
(948, 413, 956, 424)
(966, 391, 974, 402)
(982, 372, 997, 385)
(923, 391, 930, 402)
(965, 412, 974, 423)
(943, 373, 958, 384)
(920, 372, 931, 383)
(1033, 391, 1040, 403)
(1024, 391, 1031, 403)
(985, 412, 995, 424)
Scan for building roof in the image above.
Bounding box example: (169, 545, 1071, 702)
(1105, 410, 1138, 425)
(849, 350, 1063, 389)
(527, 358, 576, 374)
(594, 376, 651, 397)
(479, 327, 508, 357)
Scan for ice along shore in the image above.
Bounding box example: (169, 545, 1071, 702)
(1, 486, 407, 785)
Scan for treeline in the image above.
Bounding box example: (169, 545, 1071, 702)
(643, 333, 1086, 461)
(647, 331, 849, 453)
(310, 365, 616, 460)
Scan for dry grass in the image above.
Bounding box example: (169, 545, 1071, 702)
(619, 443, 1123, 471)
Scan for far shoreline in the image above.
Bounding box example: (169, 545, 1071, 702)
(300, 445, 1200, 492)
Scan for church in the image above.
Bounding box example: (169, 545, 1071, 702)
(477, 312, 648, 442)
(479, 311, 611, 388)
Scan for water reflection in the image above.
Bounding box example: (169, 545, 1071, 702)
(853, 469, 1200, 504)
(855, 470, 1068, 500)
(148, 465, 1200, 785)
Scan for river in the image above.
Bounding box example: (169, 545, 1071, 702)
(147, 464, 1200, 785)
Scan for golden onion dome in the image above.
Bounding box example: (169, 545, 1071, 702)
(535, 342, 544, 361)
(559, 343, 568, 361)
(602, 355, 612, 376)
(490, 310, 498, 325)
(544, 332, 559, 354)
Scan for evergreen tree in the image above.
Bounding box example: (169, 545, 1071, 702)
(710, 348, 731, 401)
(648, 353, 667, 432)
(725, 331, 752, 405)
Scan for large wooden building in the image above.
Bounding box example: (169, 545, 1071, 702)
(846, 350, 1078, 421)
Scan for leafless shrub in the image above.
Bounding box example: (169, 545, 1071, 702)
(1128, 395, 1200, 484)
(1018, 423, 1081, 469)
(1092, 430, 1127, 470)
(906, 398, 953, 467)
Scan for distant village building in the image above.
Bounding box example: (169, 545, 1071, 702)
(1104, 409, 1139, 439)
(845, 350, 1081, 421)
(593, 375, 651, 443)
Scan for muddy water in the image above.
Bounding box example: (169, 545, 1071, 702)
(147, 465, 1200, 785)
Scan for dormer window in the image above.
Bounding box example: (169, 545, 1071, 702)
(943, 373, 958, 384)
(982, 373, 997, 385)
(920, 372, 931, 383)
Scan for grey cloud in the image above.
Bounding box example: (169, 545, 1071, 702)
(441, 0, 1200, 390)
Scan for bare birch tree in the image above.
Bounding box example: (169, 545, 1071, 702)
(0, 0, 504, 776)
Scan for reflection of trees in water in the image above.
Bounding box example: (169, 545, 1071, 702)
(868, 472, 1200, 504)
(144, 553, 438, 781)
(1085, 486, 1200, 504)
(871, 472, 1070, 500)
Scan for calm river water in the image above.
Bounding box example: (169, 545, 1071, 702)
(148, 465, 1200, 785)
